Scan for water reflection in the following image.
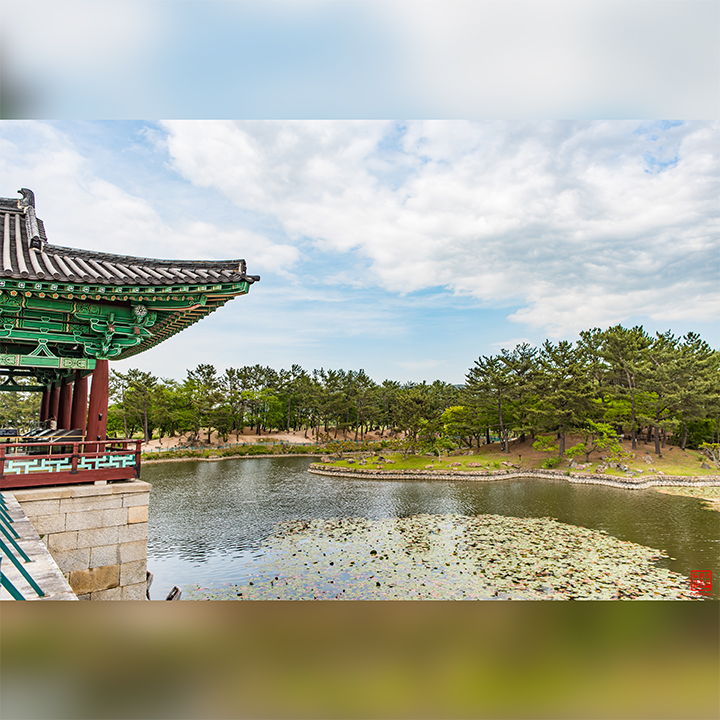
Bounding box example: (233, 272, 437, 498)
(144, 457, 719, 599)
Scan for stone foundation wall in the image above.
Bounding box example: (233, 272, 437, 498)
(12, 480, 151, 600)
(309, 464, 720, 489)
(0, 491, 77, 600)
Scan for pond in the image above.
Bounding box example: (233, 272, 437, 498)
(143, 456, 719, 600)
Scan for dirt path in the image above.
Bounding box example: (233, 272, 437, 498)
(141, 428, 392, 452)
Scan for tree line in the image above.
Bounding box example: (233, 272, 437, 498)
(104, 325, 719, 455)
(0, 325, 716, 455)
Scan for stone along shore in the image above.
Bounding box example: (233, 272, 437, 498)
(308, 463, 720, 490)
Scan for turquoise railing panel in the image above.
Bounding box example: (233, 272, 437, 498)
(0, 441, 141, 487)
(4, 456, 74, 474)
(77, 454, 136, 471)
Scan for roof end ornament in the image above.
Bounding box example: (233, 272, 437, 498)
(238, 259, 260, 283)
(18, 188, 35, 209)
(18, 189, 43, 250)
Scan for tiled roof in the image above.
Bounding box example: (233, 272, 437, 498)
(0, 192, 260, 287)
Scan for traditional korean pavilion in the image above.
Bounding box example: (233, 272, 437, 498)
(0, 188, 259, 488)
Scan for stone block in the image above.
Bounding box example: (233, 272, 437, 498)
(101, 508, 128, 527)
(76, 593, 91, 601)
(59, 495, 123, 513)
(65, 510, 105, 532)
(119, 522, 147, 543)
(128, 505, 149, 524)
(47, 531, 79, 553)
(72, 484, 113, 498)
(17, 499, 60, 517)
(120, 560, 147, 586)
(111, 480, 151, 496)
(119, 539, 147, 564)
(13, 486, 75, 502)
(53, 547, 91, 573)
(121, 582, 147, 601)
(32, 514, 66, 535)
(90, 544, 119, 568)
(91, 586, 123, 601)
(68, 564, 120, 595)
(123, 492, 150, 508)
(76, 525, 120, 549)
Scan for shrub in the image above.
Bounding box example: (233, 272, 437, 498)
(699, 442, 720, 468)
(542, 456, 561, 469)
(533, 435, 559, 454)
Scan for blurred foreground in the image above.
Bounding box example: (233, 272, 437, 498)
(2, 602, 718, 719)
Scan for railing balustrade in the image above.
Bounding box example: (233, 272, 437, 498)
(0, 439, 142, 490)
(0, 492, 45, 599)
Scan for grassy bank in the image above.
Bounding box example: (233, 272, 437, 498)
(322, 437, 719, 478)
(141, 435, 719, 480)
(654, 486, 720, 511)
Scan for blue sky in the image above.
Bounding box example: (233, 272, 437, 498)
(0, 2, 718, 384)
(1, 120, 717, 384)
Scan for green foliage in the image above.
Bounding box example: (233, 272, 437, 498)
(395, 384, 442, 450)
(698, 443, 720, 468)
(96, 324, 718, 458)
(683, 419, 718, 448)
(0, 389, 41, 430)
(465, 353, 513, 452)
(570, 420, 621, 462)
(597, 325, 652, 446)
(106, 405, 126, 436)
(542, 456, 562, 469)
(434, 436, 456, 452)
(185, 364, 222, 443)
(533, 340, 593, 454)
(607, 446, 633, 464)
(533, 435, 559, 455)
(441, 404, 486, 449)
(564, 444, 586, 459)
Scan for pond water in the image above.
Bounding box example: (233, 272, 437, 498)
(143, 456, 719, 600)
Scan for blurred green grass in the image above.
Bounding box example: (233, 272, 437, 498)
(2, 603, 718, 719)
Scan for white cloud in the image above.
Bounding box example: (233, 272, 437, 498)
(382, 0, 719, 118)
(0, 122, 298, 274)
(162, 119, 719, 336)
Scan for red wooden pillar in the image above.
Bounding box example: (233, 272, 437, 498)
(86, 360, 109, 447)
(70, 371, 88, 432)
(39, 387, 50, 422)
(58, 377, 73, 430)
(49, 383, 61, 421)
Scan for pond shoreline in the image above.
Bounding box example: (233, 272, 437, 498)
(307, 463, 720, 490)
(142, 452, 719, 490)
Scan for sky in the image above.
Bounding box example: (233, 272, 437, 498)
(0, 2, 718, 385)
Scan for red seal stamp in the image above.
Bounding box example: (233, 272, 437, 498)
(690, 570, 712, 594)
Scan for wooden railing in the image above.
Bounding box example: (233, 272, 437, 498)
(0, 440, 142, 489)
